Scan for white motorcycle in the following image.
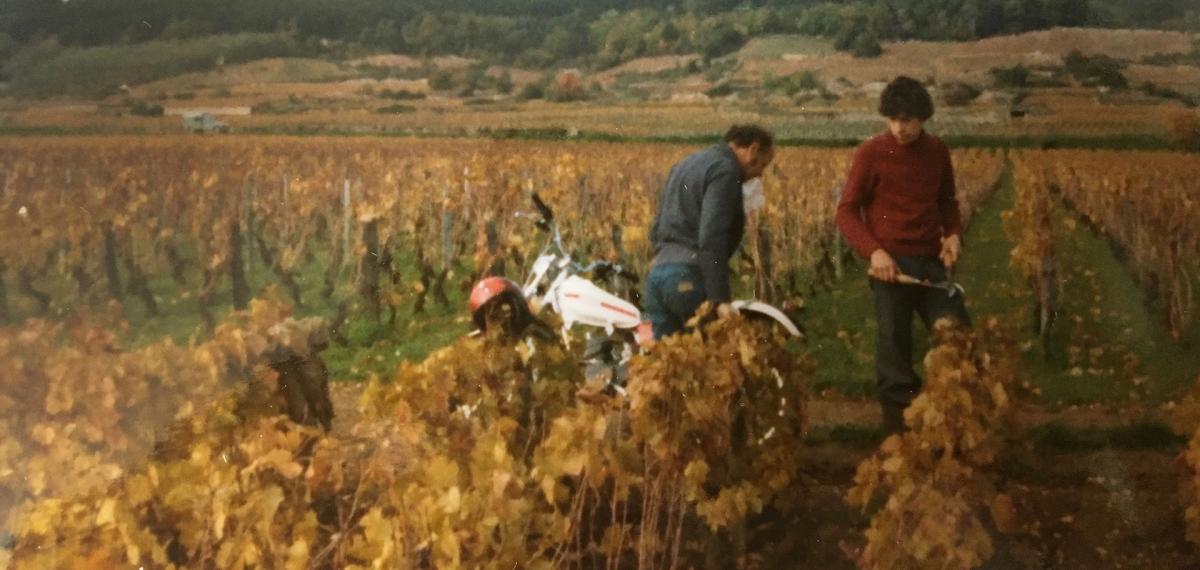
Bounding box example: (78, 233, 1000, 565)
(467, 193, 802, 390)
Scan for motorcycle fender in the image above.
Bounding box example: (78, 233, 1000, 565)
(731, 300, 803, 338)
(556, 275, 642, 331)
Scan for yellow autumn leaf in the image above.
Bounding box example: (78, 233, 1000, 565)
(425, 456, 459, 488)
(492, 470, 512, 497)
(256, 485, 286, 537)
(95, 498, 117, 526)
(213, 503, 228, 540)
(25, 499, 61, 535)
(561, 452, 585, 476)
(285, 539, 309, 570)
(30, 423, 55, 446)
(539, 476, 558, 503)
(880, 434, 903, 453)
(442, 486, 462, 514)
(683, 460, 709, 488)
(436, 529, 460, 566)
(126, 474, 154, 507)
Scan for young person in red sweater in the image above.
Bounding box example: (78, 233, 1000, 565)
(835, 76, 970, 435)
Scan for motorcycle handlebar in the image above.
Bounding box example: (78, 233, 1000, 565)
(531, 193, 554, 223)
(524, 196, 636, 281)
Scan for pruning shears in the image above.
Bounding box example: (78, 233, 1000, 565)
(896, 272, 965, 298)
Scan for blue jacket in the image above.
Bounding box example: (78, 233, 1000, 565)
(650, 144, 745, 303)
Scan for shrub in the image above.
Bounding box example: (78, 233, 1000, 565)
(705, 82, 735, 98)
(375, 104, 416, 114)
(517, 82, 544, 101)
(939, 82, 981, 106)
(464, 64, 488, 92)
(990, 64, 1030, 88)
(546, 70, 588, 102)
(835, 26, 882, 59)
(764, 71, 822, 96)
(429, 69, 456, 91)
(796, 71, 822, 90)
(703, 58, 736, 83)
(1063, 50, 1128, 89)
(496, 71, 514, 95)
(1140, 81, 1197, 107)
(379, 88, 425, 100)
(697, 21, 745, 63)
(850, 32, 883, 58)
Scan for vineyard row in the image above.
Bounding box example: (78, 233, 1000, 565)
(0, 136, 1003, 330)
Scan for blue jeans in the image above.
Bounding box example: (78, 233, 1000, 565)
(643, 263, 707, 339)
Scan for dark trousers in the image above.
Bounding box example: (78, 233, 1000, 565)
(872, 255, 970, 434)
(644, 263, 707, 339)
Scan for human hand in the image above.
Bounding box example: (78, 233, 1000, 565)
(717, 303, 739, 319)
(868, 249, 899, 282)
(940, 234, 961, 268)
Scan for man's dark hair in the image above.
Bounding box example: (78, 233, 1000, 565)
(879, 76, 934, 120)
(724, 124, 774, 150)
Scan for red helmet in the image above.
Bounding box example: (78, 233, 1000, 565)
(469, 277, 523, 313)
(468, 277, 532, 334)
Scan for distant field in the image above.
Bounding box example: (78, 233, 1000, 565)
(1126, 64, 1200, 96)
(0, 27, 1195, 144)
(136, 58, 355, 94)
(5, 96, 1181, 146)
(738, 35, 837, 59)
(595, 54, 700, 79)
(736, 27, 1200, 86)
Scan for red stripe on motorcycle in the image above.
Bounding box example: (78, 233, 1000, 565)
(601, 301, 638, 319)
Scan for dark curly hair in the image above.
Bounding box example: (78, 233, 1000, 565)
(724, 124, 774, 150)
(878, 76, 934, 121)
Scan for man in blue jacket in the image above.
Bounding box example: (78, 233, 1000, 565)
(645, 124, 775, 339)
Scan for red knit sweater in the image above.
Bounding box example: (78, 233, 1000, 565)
(835, 131, 963, 259)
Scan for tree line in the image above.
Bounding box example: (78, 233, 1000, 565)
(1, 0, 1197, 70)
